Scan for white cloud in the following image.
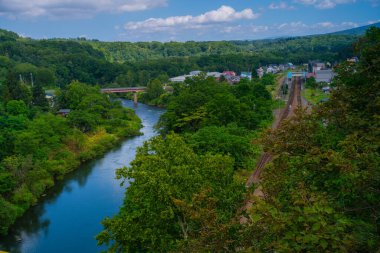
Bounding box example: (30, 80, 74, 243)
(316, 21, 335, 28)
(368, 19, 380, 24)
(341, 21, 358, 27)
(0, 0, 167, 18)
(278, 21, 307, 29)
(294, 0, 355, 9)
(268, 2, 295, 9)
(124, 5, 259, 31)
(118, 19, 368, 42)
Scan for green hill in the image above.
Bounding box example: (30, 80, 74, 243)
(330, 22, 380, 35)
(0, 25, 367, 87)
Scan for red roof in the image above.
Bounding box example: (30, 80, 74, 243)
(223, 71, 236, 76)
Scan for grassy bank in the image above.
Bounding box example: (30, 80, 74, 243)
(302, 87, 330, 105)
(0, 112, 141, 236)
(0, 81, 143, 236)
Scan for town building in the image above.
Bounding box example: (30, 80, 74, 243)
(206, 72, 223, 78)
(257, 67, 264, 79)
(315, 69, 335, 83)
(347, 57, 359, 63)
(57, 109, 71, 117)
(322, 86, 331, 93)
(240, 72, 252, 80)
(189, 70, 202, 76)
(312, 62, 326, 73)
(169, 75, 192, 83)
(222, 71, 236, 77)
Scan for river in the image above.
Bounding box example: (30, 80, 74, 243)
(0, 100, 164, 253)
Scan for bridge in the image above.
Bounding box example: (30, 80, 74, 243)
(101, 87, 146, 104)
(287, 71, 307, 79)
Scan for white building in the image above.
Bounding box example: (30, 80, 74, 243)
(315, 69, 335, 83)
(206, 72, 223, 78)
(170, 75, 192, 83)
(189, 70, 202, 76)
(257, 67, 264, 79)
(313, 63, 326, 73)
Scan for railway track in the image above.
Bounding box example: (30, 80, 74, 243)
(246, 77, 302, 187)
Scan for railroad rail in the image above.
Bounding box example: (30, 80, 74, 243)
(246, 77, 303, 187)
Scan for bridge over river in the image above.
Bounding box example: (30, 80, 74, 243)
(101, 87, 146, 104)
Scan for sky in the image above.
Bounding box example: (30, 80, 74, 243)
(0, 0, 379, 42)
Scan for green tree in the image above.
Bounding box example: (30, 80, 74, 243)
(67, 110, 97, 133)
(97, 134, 245, 252)
(252, 68, 259, 79)
(305, 76, 318, 89)
(0, 167, 16, 194)
(32, 82, 49, 108)
(188, 124, 257, 168)
(0, 196, 20, 235)
(6, 100, 28, 115)
(36, 68, 56, 87)
(261, 73, 275, 86)
(144, 78, 164, 101)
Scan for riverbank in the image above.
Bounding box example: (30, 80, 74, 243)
(1, 100, 164, 253)
(0, 106, 142, 237)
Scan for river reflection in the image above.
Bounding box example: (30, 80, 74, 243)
(0, 100, 164, 253)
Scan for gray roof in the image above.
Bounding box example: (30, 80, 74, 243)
(58, 109, 71, 113)
(315, 69, 335, 83)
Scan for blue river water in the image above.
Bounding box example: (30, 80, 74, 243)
(0, 100, 164, 253)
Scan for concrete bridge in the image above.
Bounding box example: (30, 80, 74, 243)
(101, 87, 146, 104)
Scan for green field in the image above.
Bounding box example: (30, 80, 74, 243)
(302, 87, 330, 105)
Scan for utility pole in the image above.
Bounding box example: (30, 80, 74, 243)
(30, 72, 34, 87)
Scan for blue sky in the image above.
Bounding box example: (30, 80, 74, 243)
(0, 0, 379, 42)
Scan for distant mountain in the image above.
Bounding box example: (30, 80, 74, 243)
(330, 22, 380, 35)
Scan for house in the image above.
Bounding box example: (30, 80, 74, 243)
(169, 75, 193, 83)
(266, 66, 275, 74)
(312, 62, 326, 73)
(240, 72, 252, 80)
(163, 85, 174, 93)
(225, 75, 241, 84)
(190, 70, 202, 76)
(347, 57, 359, 63)
(322, 86, 331, 93)
(287, 63, 295, 70)
(223, 71, 236, 77)
(315, 69, 335, 83)
(206, 72, 223, 78)
(257, 67, 264, 79)
(58, 109, 71, 117)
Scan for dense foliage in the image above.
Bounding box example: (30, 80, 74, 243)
(1, 28, 358, 88)
(0, 75, 141, 235)
(97, 71, 274, 251)
(98, 28, 379, 252)
(97, 134, 245, 252)
(241, 28, 380, 252)
(158, 76, 272, 134)
(87, 34, 358, 63)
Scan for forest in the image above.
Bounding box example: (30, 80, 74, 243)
(97, 28, 380, 252)
(1, 28, 357, 88)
